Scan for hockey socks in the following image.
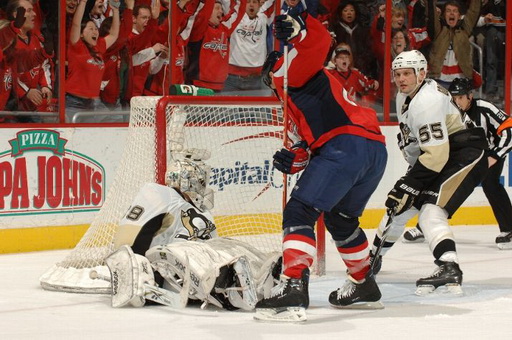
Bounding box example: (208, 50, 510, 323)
(282, 232, 316, 279)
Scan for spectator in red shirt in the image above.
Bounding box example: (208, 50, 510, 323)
(0, 6, 52, 121)
(124, 0, 166, 99)
(5, 0, 53, 121)
(185, 0, 247, 91)
(371, 5, 430, 65)
(327, 43, 379, 107)
(65, 0, 119, 123)
(328, 1, 376, 79)
(143, 0, 207, 94)
(99, 0, 133, 109)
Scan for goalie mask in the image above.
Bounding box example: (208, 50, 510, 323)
(166, 157, 214, 211)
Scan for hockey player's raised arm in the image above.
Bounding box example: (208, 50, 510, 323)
(274, 12, 331, 88)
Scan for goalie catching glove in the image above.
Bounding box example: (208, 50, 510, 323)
(273, 141, 310, 174)
(274, 10, 307, 41)
(385, 176, 423, 215)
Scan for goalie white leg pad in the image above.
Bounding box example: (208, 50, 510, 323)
(143, 284, 187, 308)
(104, 245, 156, 308)
(415, 284, 463, 296)
(225, 256, 258, 311)
(254, 253, 282, 300)
(254, 307, 307, 323)
(146, 243, 229, 309)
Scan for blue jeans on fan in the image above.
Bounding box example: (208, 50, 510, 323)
(223, 74, 263, 92)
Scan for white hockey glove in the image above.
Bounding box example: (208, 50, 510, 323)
(105, 245, 156, 308)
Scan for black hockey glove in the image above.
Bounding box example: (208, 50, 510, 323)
(273, 141, 310, 174)
(385, 176, 423, 215)
(13, 7, 27, 29)
(274, 10, 307, 41)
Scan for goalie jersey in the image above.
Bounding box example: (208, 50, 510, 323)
(118, 183, 218, 254)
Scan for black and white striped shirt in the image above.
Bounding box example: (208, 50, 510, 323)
(465, 99, 512, 159)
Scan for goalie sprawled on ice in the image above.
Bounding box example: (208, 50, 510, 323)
(103, 150, 281, 311)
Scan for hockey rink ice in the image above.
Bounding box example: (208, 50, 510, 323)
(1, 225, 511, 339)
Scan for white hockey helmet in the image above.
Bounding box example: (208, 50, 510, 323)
(392, 50, 428, 75)
(165, 154, 213, 211)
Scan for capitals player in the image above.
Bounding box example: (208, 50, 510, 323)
(255, 10, 388, 322)
(369, 51, 488, 295)
(105, 151, 281, 311)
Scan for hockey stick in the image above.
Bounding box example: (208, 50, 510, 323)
(369, 208, 396, 273)
(282, 43, 290, 202)
(90, 270, 186, 308)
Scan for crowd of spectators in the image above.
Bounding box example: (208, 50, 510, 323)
(0, 0, 508, 123)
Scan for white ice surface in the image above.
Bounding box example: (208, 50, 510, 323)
(1, 226, 511, 339)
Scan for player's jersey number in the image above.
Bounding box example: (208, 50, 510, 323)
(418, 122, 444, 144)
(126, 206, 144, 221)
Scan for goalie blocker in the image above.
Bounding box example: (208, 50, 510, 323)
(103, 238, 282, 311)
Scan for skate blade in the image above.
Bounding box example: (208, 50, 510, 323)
(497, 242, 512, 250)
(402, 238, 425, 244)
(254, 307, 307, 323)
(330, 300, 384, 310)
(415, 284, 463, 296)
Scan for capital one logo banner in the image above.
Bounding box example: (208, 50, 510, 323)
(0, 129, 105, 215)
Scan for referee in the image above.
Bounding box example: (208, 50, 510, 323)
(449, 77, 512, 249)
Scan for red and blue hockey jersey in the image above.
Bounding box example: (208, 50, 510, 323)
(272, 14, 385, 151)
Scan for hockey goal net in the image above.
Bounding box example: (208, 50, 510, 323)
(40, 96, 325, 293)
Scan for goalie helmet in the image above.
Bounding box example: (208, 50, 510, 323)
(392, 50, 428, 75)
(166, 156, 213, 211)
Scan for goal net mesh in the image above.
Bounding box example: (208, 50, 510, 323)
(40, 96, 291, 293)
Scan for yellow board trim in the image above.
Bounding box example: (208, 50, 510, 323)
(0, 207, 497, 254)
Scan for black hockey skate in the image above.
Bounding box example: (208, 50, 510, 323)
(369, 251, 382, 275)
(254, 268, 309, 322)
(403, 225, 425, 243)
(496, 231, 512, 250)
(329, 271, 383, 309)
(415, 260, 463, 295)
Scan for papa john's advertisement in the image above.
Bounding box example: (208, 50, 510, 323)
(0, 128, 126, 228)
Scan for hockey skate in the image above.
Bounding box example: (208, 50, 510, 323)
(496, 231, 512, 250)
(329, 271, 384, 309)
(415, 260, 463, 296)
(254, 268, 309, 322)
(402, 225, 425, 243)
(369, 251, 382, 275)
